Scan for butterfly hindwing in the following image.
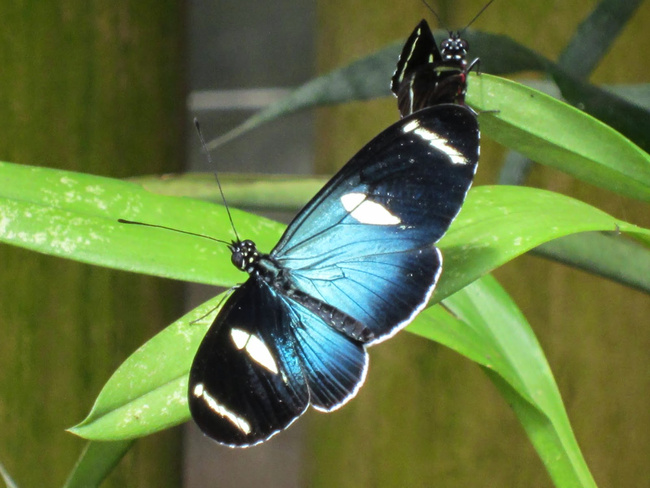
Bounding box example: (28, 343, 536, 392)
(189, 279, 368, 446)
(189, 281, 309, 447)
(270, 104, 479, 343)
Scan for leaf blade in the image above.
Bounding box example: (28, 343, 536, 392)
(410, 275, 597, 488)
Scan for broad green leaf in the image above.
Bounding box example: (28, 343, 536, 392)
(501, 0, 648, 190)
(471, 74, 650, 201)
(134, 172, 650, 294)
(0, 161, 283, 288)
(434, 185, 650, 301)
(67, 184, 650, 441)
(550, 70, 650, 154)
(62, 441, 134, 488)
(2, 161, 649, 297)
(409, 275, 596, 488)
(548, 0, 650, 153)
(69, 297, 222, 439)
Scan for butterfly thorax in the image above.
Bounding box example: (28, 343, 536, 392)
(229, 239, 374, 343)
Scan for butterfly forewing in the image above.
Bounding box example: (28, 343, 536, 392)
(271, 105, 479, 343)
(392, 20, 474, 116)
(391, 19, 440, 97)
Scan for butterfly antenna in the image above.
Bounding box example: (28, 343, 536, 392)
(194, 118, 240, 243)
(461, 0, 495, 34)
(118, 219, 232, 246)
(420, 0, 447, 31)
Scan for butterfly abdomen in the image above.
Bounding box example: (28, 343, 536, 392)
(282, 287, 374, 343)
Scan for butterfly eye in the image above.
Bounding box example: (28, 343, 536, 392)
(231, 251, 245, 270)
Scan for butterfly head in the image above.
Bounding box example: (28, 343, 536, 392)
(230, 239, 260, 273)
(440, 33, 469, 64)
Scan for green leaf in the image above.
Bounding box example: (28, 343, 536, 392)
(557, 0, 644, 77)
(534, 231, 650, 293)
(67, 184, 650, 441)
(129, 172, 329, 212)
(470, 74, 650, 201)
(434, 185, 650, 301)
(132, 173, 650, 294)
(550, 70, 650, 154)
(62, 441, 134, 488)
(206, 31, 547, 150)
(68, 297, 222, 439)
(2, 161, 649, 295)
(409, 275, 597, 488)
(0, 161, 283, 287)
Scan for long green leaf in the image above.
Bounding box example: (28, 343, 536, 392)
(69, 297, 222, 439)
(500, 0, 646, 188)
(129, 172, 329, 212)
(141, 172, 650, 294)
(534, 232, 650, 293)
(62, 441, 134, 488)
(3, 162, 649, 293)
(0, 161, 283, 288)
(470, 74, 650, 202)
(409, 275, 596, 488)
(434, 185, 650, 300)
(66, 184, 650, 441)
(206, 31, 546, 150)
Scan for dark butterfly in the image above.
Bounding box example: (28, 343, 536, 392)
(391, 19, 478, 117)
(188, 104, 479, 447)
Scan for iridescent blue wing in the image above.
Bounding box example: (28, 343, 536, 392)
(189, 279, 367, 447)
(271, 104, 479, 344)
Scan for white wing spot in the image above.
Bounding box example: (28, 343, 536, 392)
(230, 328, 279, 374)
(193, 383, 252, 434)
(340, 192, 401, 226)
(402, 120, 468, 165)
(402, 119, 419, 133)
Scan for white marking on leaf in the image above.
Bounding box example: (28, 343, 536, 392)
(340, 192, 401, 226)
(193, 383, 252, 434)
(230, 328, 279, 374)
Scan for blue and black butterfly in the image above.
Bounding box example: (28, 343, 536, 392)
(391, 19, 479, 116)
(188, 104, 479, 447)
